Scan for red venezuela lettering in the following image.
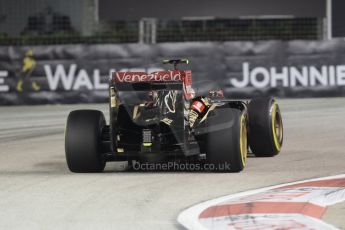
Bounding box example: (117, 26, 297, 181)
(113, 71, 186, 83)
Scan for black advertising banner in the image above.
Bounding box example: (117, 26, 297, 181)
(1, 40, 345, 105)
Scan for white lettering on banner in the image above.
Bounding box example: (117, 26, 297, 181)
(44, 64, 113, 91)
(310, 66, 328, 86)
(231, 62, 345, 88)
(0, 70, 9, 92)
(45, 64, 76, 90)
(271, 67, 289, 87)
(250, 67, 270, 88)
(230, 62, 250, 88)
(44, 65, 166, 91)
(94, 69, 108, 90)
(72, 69, 93, 90)
(290, 67, 308, 87)
(329, 66, 336, 86)
(41, 62, 345, 91)
(336, 66, 345, 86)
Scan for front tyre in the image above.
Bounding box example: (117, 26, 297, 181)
(248, 97, 283, 157)
(206, 108, 247, 172)
(65, 110, 106, 172)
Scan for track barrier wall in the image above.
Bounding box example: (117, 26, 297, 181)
(1, 39, 345, 105)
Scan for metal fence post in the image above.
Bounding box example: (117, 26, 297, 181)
(138, 18, 157, 44)
(139, 19, 145, 43)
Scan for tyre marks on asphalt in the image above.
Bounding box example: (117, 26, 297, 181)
(178, 174, 345, 230)
(0, 124, 63, 142)
(0, 110, 65, 142)
(0, 105, 107, 143)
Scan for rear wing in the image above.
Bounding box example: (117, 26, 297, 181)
(112, 70, 190, 83)
(111, 70, 194, 98)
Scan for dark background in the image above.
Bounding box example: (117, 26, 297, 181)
(100, 0, 345, 38)
(100, 0, 326, 20)
(332, 0, 345, 38)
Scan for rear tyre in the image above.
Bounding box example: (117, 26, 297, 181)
(248, 97, 283, 157)
(206, 108, 247, 172)
(65, 110, 106, 172)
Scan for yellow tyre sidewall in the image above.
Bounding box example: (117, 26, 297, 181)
(240, 113, 248, 167)
(271, 102, 283, 152)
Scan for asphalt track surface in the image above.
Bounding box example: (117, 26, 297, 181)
(0, 98, 344, 230)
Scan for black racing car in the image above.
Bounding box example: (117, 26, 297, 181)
(65, 59, 283, 172)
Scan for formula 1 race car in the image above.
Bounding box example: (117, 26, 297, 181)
(65, 59, 283, 173)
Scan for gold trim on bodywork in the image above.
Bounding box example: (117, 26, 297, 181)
(110, 87, 117, 108)
(199, 104, 216, 124)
